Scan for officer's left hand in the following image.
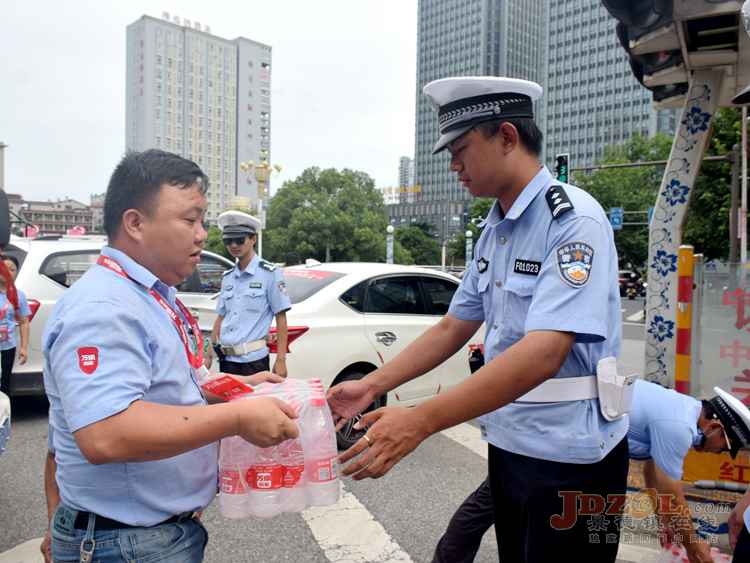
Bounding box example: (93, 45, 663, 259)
(18, 348, 27, 365)
(729, 492, 750, 549)
(273, 357, 287, 378)
(338, 406, 431, 480)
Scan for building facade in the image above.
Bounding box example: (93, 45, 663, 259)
(544, 0, 676, 171)
(20, 199, 94, 235)
(389, 0, 548, 240)
(126, 14, 272, 224)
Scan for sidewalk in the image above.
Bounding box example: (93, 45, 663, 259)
(0, 538, 43, 563)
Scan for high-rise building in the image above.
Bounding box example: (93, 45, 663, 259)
(126, 14, 272, 223)
(398, 156, 416, 204)
(389, 0, 548, 240)
(544, 0, 676, 171)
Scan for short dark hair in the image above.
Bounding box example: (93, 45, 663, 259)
(1, 255, 18, 269)
(103, 149, 209, 239)
(476, 118, 544, 156)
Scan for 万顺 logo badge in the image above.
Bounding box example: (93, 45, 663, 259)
(78, 347, 99, 375)
(477, 257, 489, 274)
(556, 242, 594, 288)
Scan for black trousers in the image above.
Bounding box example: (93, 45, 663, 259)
(435, 438, 629, 563)
(734, 526, 750, 563)
(0, 347, 15, 396)
(489, 437, 629, 563)
(432, 477, 493, 563)
(219, 355, 270, 376)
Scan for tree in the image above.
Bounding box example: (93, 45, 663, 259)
(264, 167, 397, 263)
(575, 108, 743, 266)
(395, 225, 440, 265)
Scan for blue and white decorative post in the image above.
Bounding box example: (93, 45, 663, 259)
(645, 70, 724, 386)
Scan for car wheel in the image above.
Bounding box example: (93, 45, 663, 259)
(334, 370, 386, 451)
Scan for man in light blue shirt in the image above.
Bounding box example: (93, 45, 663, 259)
(329, 77, 627, 562)
(209, 210, 291, 377)
(43, 150, 298, 563)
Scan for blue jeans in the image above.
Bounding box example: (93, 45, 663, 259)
(51, 505, 207, 563)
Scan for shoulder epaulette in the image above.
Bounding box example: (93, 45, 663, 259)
(259, 260, 277, 272)
(545, 185, 574, 220)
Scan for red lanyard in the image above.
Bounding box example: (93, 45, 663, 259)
(97, 255, 204, 369)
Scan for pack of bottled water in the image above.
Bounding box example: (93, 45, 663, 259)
(655, 543, 730, 563)
(217, 378, 341, 519)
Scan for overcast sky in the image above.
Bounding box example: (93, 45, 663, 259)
(0, 1, 418, 203)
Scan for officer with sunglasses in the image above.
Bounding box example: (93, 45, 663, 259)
(209, 210, 291, 377)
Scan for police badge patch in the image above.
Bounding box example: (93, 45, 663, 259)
(556, 242, 594, 288)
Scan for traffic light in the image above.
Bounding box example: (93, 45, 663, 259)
(555, 153, 570, 183)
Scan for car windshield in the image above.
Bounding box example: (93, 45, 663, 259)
(283, 269, 344, 303)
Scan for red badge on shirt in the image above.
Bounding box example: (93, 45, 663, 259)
(78, 347, 99, 375)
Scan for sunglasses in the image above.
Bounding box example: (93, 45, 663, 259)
(223, 236, 248, 246)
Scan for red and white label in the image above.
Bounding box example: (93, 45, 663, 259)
(201, 375, 253, 401)
(247, 465, 283, 490)
(283, 464, 304, 488)
(308, 457, 337, 483)
(219, 469, 246, 494)
(78, 347, 99, 375)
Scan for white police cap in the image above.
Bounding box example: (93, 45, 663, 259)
(423, 76, 543, 154)
(711, 387, 750, 458)
(217, 210, 260, 237)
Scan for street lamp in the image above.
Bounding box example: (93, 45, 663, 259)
(386, 224, 395, 264)
(465, 230, 473, 267)
(238, 159, 282, 258)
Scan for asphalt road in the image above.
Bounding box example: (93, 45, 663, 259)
(0, 310, 651, 562)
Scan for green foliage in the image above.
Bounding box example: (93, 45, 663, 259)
(575, 108, 742, 266)
(205, 225, 231, 259)
(264, 167, 396, 263)
(395, 224, 439, 265)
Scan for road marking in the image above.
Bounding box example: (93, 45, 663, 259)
(302, 483, 414, 562)
(626, 310, 645, 322)
(440, 423, 487, 460)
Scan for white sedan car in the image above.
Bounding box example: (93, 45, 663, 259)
(255, 262, 484, 448)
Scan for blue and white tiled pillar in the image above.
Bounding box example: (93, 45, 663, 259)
(645, 70, 723, 386)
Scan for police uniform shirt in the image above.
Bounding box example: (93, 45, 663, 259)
(627, 379, 702, 480)
(216, 254, 292, 362)
(0, 289, 31, 351)
(42, 246, 217, 526)
(448, 166, 627, 464)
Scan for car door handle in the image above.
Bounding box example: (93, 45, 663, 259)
(375, 331, 397, 346)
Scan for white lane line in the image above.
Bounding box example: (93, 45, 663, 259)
(626, 311, 645, 322)
(440, 423, 487, 460)
(302, 483, 414, 562)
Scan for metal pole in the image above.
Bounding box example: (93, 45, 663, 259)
(465, 230, 473, 266)
(386, 225, 394, 264)
(0, 142, 6, 192)
(731, 145, 740, 264)
(742, 106, 748, 268)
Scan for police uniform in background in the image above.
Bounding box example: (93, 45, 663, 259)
(214, 211, 291, 376)
(430, 77, 628, 561)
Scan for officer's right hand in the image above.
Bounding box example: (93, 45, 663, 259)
(235, 397, 298, 447)
(729, 491, 750, 549)
(327, 378, 377, 430)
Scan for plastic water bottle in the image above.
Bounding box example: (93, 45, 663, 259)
(301, 394, 340, 506)
(218, 436, 252, 519)
(280, 436, 307, 512)
(247, 445, 284, 518)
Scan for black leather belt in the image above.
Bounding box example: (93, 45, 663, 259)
(73, 511, 196, 530)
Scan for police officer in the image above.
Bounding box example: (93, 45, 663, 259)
(42, 150, 297, 563)
(210, 210, 291, 377)
(432, 382, 750, 563)
(329, 76, 628, 561)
